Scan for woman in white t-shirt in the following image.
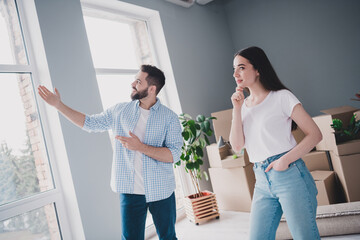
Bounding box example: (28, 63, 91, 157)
(229, 46, 322, 240)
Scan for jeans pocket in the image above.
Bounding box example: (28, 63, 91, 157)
(272, 161, 297, 173)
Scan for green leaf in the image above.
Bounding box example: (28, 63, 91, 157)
(203, 171, 209, 181)
(199, 138, 206, 148)
(198, 159, 203, 165)
(350, 114, 355, 126)
(188, 119, 195, 126)
(186, 162, 194, 170)
(203, 120, 210, 132)
(206, 129, 213, 136)
(195, 123, 201, 130)
(175, 161, 181, 166)
(193, 161, 200, 169)
(184, 114, 192, 119)
(196, 129, 201, 138)
(180, 153, 185, 160)
(182, 131, 190, 141)
(196, 146, 203, 157)
(204, 135, 210, 145)
(200, 122, 206, 131)
(344, 130, 351, 136)
(206, 116, 217, 120)
(331, 119, 343, 131)
(196, 115, 205, 122)
(190, 126, 196, 137)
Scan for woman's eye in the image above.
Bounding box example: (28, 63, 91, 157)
(239, 67, 245, 70)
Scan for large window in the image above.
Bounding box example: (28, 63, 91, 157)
(81, 3, 185, 232)
(0, 0, 79, 239)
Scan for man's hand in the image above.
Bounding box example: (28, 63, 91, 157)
(265, 158, 290, 172)
(115, 131, 144, 151)
(38, 85, 61, 108)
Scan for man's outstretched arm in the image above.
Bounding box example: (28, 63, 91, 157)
(38, 85, 85, 128)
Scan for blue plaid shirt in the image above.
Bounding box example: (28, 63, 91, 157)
(82, 99, 182, 202)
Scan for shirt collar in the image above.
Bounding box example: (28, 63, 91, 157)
(135, 98, 161, 111)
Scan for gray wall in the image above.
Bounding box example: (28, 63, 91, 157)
(34, 0, 234, 238)
(223, 0, 360, 116)
(34, 0, 121, 239)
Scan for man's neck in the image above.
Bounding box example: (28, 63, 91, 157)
(139, 97, 157, 110)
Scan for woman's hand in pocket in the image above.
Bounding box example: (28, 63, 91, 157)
(265, 158, 289, 172)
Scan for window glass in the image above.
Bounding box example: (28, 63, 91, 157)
(84, 16, 139, 69)
(0, 203, 61, 240)
(0, 73, 54, 206)
(0, 0, 28, 65)
(96, 74, 134, 109)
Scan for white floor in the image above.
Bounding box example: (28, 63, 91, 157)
(149, 211, 360, 240)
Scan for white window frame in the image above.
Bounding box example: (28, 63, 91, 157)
(0, 1, 84, 239)
(80, 0, 192, 238)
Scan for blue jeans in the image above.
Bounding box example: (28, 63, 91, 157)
(120, 192, 177, 240)
(249, 152, 320, 240)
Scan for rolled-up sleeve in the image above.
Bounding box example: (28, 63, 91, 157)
(82, 106, 115, 133)
(165, 115, 183, 164)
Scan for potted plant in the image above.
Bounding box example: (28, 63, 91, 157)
(331, 113, 360, 144)
(176, 113, 220, 225)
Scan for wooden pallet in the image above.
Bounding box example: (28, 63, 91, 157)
(184, 191, 220, 225)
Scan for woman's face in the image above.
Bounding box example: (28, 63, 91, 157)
(233, 55, 259, 88)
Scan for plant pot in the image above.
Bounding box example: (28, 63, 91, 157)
(184, 190, 220, 225)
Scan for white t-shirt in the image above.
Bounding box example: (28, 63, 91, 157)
(133, 107, 150, 194)
(241, 89, 301, 163)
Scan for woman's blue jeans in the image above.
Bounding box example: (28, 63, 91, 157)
(249, 152, 320, 240)
(120, 192, 177, 240)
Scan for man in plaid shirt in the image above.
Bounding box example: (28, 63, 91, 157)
(38, 65, 182, 240)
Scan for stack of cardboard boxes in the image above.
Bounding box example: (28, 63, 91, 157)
(207, 106, 359, 210)
(313, 106, 360, 203)
(292, 128, 339, 206)
(207, 109, 255, 212)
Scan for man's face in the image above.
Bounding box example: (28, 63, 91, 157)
(131, 71, 150, 100)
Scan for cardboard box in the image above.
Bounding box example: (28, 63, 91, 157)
(313, 106, 360, 156)
(206, 143, 250, 168)
(311, 171, 338, 206)
(329, 152, 360, 202)
(209, 164, 255, 212)
(211, 109, 232, 141)
(218, 143, 231, 159)
(292, 128, 306, 144)
(302, 151, 332, 171)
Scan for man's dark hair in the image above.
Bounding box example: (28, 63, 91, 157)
(141, 65, 165, 95)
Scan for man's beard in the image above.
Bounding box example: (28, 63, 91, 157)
(131, 87, 149, 100)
